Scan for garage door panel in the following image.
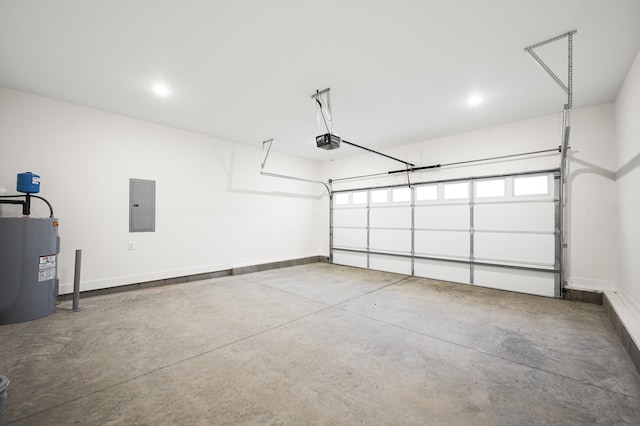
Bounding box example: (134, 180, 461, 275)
(415, 205, 469, 230)
(474, 265, 556, 297)
(414, 259, 470, 284)
(475, 233, 555, 266)
(333, 208, 367, 228)
(370, 229, 411, 253)
(370, 254, 412, 275)
(333, 250, 367, 269)
(415, 230, 469, 258)
(370, 207, 411, 229)
(475, 202, 554, 232)
(333, 228, 367, 249)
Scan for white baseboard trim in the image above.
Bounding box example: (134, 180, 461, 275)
(603, 290, 640, 372)
(567, 276, 616, 292)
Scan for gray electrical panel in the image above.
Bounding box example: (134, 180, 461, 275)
(129, 179, 155, 232)
(0, 217, 60, 325)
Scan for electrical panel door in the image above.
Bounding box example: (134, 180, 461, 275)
(129, 179, 155, 232)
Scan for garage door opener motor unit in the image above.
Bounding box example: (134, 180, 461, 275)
(316, 133, 341, 150)
(0, 172, 59, 325)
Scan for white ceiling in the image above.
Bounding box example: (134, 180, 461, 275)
(1, 0, 639, 163)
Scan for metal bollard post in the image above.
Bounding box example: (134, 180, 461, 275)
(69, 249, 82, 313)
(0, 375, 9, 421)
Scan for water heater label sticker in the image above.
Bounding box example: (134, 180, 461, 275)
(38, 254, 56, 282)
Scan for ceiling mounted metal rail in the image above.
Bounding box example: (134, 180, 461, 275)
(341, 139, 415, 168)
(329, 147, 563, 182)
(524, 30, 577, 109)
(387, 147, 563, 175)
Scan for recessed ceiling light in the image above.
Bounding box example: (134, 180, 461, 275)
(467, 95, 483, 106)
(152, 84, 171, 97)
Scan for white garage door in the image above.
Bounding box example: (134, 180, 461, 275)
(331, 171, 560, 297)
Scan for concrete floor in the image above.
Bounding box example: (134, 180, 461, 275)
(1, 263, 639, 425)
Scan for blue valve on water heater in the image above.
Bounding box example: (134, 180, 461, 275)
(17, 172, 41, 194)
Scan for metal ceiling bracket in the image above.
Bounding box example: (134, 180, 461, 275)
(260, 139, 273, 170)
(525, 30, 577, 299)
(310, 88, 331, 99)
(311, 88, 333, 134)
(524, 30, 577, 109)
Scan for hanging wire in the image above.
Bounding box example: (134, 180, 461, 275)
(405, 163, 411, 187)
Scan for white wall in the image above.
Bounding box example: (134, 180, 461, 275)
(323, 103, 618, 292)
(615, 47, 640, 311)
(566, 104, 617, 290)
(0, 87, 327, 294)
(0, 83, 626, 298)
